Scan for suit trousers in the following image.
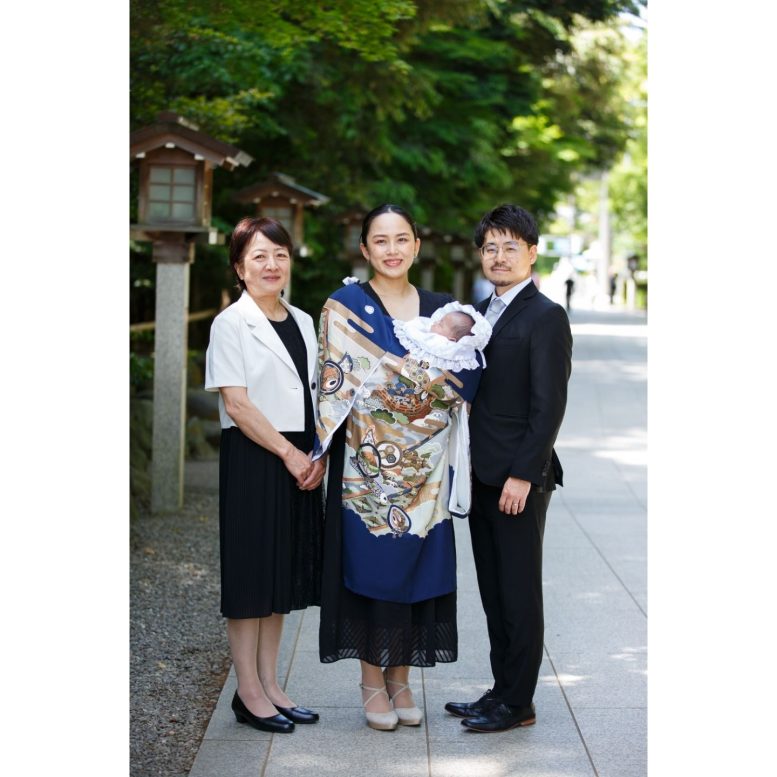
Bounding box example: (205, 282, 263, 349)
(468, 475, 552, 707)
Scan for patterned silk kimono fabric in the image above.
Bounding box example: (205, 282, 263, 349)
(315, 283, 481, 604)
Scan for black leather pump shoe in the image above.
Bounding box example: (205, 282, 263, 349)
(274, 704, 320, 724)
(232, 692, 295, 733)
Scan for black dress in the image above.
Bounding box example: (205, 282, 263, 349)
(319, 283, 457, 666)
(219, 314, 323, 619)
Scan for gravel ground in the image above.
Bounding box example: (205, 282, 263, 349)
(130, 460, 230, 777)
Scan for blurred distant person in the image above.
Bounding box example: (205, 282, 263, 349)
(609, 270, 617, 304)
(564, 275, 574, 313)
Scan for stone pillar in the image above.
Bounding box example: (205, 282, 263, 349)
(151, 238, 194, 513)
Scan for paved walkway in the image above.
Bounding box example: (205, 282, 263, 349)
(189, 304, 647, 777)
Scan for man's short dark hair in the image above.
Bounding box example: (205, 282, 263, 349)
(474, 204, 539, 248)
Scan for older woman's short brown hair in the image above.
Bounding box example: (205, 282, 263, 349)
(229, 217, 294, 291)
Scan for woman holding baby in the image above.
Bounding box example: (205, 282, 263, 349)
(313, 204, 491, 731)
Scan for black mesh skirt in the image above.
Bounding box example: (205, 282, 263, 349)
(318, 425, 458, 667)
(219, 427, 323, 619)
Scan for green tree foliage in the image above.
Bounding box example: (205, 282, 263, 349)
(609, 30, 646, 263)
(130, 0, 643, 316)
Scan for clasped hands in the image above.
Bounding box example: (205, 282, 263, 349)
(499, 476, 531, 516)
(282, 444, 326, 491)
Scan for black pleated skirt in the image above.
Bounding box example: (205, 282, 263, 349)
(219, 427, 323, 619)
(318, 425, 458, 667)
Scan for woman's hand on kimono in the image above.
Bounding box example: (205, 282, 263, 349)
(298, 454, 326, 491)
(281, 443, 313, 483)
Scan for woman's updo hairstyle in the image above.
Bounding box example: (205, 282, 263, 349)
(360, 204, 419, 246)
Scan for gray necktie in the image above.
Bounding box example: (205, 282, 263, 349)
(485, 295, 506, 327)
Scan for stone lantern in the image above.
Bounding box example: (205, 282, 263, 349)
(130, 111, 252, 513)
(234, 172, 329, 301)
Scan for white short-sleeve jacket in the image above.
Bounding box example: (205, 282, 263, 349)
(205, 291, 319, 432)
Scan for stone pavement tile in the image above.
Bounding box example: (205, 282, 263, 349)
(262, 707, 428, 777)
(188, 739, 270, 777)
(542, 576, 644, 615)
(565, 506, 646, 534)
(560, 495, 645, 513)
(544, 545, 638, 590)
(284, 650, 366, 708)
(544, 518, 593, 551)
(545, 649, 646, 710)
(427, 710, 595, 777)
(543, 611, 645, 656)
(560, 468, 640, 500)
(575, 708, 647, 777)
(588, 554, 646, 597)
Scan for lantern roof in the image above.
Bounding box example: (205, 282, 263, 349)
(130, 112, 253, 171)
(234, 172, 329, 206)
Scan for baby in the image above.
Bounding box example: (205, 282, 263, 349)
(430, 310, 477, 342)
(393, 301, 492, 372)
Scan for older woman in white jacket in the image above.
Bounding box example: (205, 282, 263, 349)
(205, 217, 325, 733)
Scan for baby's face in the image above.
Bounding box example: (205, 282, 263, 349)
(430, 315, 457, 341)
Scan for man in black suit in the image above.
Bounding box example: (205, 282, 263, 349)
(445, 204, 572, 732)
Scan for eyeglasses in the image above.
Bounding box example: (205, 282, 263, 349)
(480, 240, 526, 260)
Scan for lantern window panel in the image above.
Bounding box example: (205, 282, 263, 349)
(262, 205, 293, 234)
(173, 184, 195, 202)
(172, 202, 195, 220)
(149, 167, 172, 184)
(147, 164, 197, 223)
(148, 201, 172, 220)
(173, 167, 196, 185)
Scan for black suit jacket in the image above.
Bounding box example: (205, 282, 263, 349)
(470, 281, 572, 491)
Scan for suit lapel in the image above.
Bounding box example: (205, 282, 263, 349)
(236, 292, 298, 375)
(491, 281, 538, 338)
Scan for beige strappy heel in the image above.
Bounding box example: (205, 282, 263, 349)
(383, 669, 423, 726)
(359, 683, 399, 731)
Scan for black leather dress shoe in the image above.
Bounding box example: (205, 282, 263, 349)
(232, 692, 295, 733)
(444, 688, 498, 718)
(274, 705, 320, 724)
(461, 702, 536, 732)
